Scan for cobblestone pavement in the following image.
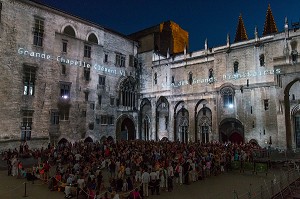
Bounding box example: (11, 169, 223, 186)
(0, 164, 289, 199)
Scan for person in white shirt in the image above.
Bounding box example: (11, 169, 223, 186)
(135, 167, 142, 182)
(141, 169, 150, 197)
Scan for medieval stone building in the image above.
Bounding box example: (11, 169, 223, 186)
(136, 5, 300, 150)
(0, 1, 299, 150)
(0, 0, 139, 149)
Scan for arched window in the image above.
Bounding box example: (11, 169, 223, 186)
(292, 50, 298, 63)
(259, 54, 265, 66)
(188, 72, 193, 85)
(63, 25, 76, 37)
(88, 33, 98, 44)
(233, 61, 239, 74)
(220, 87, 234, 108)
(119, 77, 137, 108)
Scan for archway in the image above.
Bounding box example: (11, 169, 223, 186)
(284, 78, 300, 149)
(176, 107, 189, 143)
(58, 138, 68, 145)
(84, 137, 93, 143)
(196, 103, 212, 143)
(140, 98, 151, 140)
(116, 115, 136, 140)
(292, 104, 300, 148)
(219, 118, 244, 144)
(156, 96, 169, 141)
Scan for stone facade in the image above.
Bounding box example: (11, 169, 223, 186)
(0, 0, 299, 150)
(0, 0, 139, 148)
(138, 22, 300, 150)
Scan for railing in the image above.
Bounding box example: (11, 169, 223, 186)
(233, 165, 300, 199)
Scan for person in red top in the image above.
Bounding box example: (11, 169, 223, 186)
(132, 188, 142, 199)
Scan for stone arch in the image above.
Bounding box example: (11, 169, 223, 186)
(249, 139, 259, 146)
(219, 118, 244, 144)
(58, 138, 68, 145)
(116, 114, 136, 140)
(156, 96, 169, 141)
(284, 78, 300, 149)
(84, 136, 93, 143)
(107, 136, 114, 143)
(194, 99, 209, 141)
(161, 137, 169, 142)
(176, 107, 189, 143)
(292, 103, 300, 148)
(197, 104, 212, 143)
(61, 24, 77, 37)
(87, 32, 99, 44)
(140, 98, 152, 140)
(174, 100, 184, 141)
(100, 136, 107, 143)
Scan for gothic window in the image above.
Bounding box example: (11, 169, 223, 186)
(21, 110, 33, 141)
(292, 50, 298, 63)
(60, 82, 71, 99)
(33, 17, 44, 47)
(50, 110, 59, 125)
(23, 66, 36, 96)
(63, 25, 76, 37)
(84, 45, 91, 58)
(108, 116, 114, 125)
(119, 77, 137, 108)
(233, 61, 239, 74)
(259, 54, 265, 66)
(116, 53, 126, 67)
(220, 87, 234, 108)
(101, 115, 107, 125)
(84, 67, 90, 81)
(171, 76, 175, 83)
(60, 108, 69, 120)
(87, 33, 98, 44)
(98, 75, 106, 86)
(154, 73, 157, 84)
(188, 72, 193, 85)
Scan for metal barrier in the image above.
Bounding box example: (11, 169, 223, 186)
(232, 166, 300, 199)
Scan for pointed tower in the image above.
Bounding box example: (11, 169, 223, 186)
(234, 14, 248, 43)
(263, 4, 278, 36)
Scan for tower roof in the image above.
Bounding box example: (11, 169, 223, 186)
(263, 4, 278, 36)
(234, 14, 248, 43)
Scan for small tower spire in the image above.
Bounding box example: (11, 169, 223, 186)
(263, 4, 278, 36)
(284, 16, 289, 37)
(227, 33, 230, 47)
(204, 38, 208, 51)
(234, 14, 248, 43)
(254, 26, 259, 42)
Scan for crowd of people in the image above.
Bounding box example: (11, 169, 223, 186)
(1, 139, 262, 199)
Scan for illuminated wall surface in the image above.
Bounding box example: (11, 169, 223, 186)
(0, 0, 300, 150)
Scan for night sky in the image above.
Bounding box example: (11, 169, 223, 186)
(39, 0, 300, 52)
